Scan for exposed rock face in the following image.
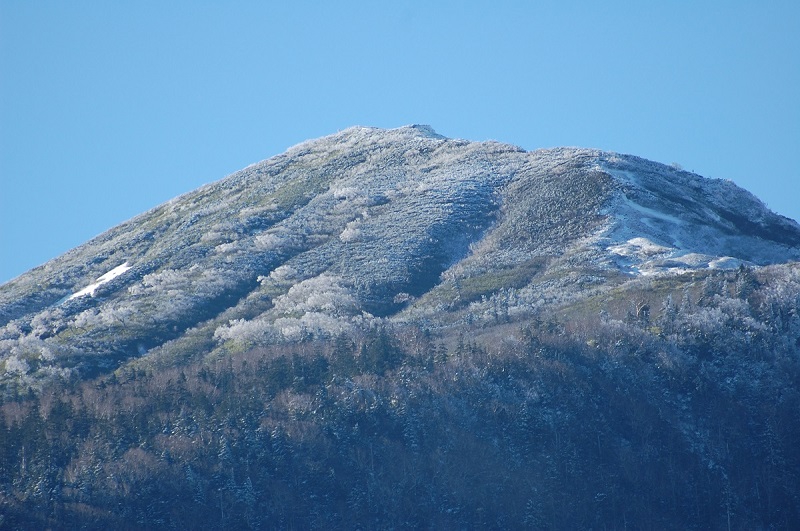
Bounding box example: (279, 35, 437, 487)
(1, 125, 799, 388)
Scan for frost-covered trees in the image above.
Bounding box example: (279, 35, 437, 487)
(4, 293, 800, 529)
(215, 274, 366, 344)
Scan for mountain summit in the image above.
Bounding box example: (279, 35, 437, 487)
(2, 125, 799, 387)
(2, 127, 800, 529)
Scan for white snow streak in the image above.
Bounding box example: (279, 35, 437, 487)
(68, 263, 131, 300)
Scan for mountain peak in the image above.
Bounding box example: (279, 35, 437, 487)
(287, 124, 449, 154)
(404, 124, 445, 138)
(1, 127, 799, 390)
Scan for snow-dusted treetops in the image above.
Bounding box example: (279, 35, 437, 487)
(2, 125, 800, 390)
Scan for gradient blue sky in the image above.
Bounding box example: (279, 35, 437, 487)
(2, 1, 799, 283)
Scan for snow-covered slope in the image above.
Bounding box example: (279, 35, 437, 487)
(1, 125, 799, 391)
(595, 154, 800, 275)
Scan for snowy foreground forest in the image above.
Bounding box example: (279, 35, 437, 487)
(1, 127, 799, 528)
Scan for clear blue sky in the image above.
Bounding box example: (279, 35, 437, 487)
(2, 1, 799, 284)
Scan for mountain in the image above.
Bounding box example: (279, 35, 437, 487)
(2, 125, 798, 386)
(2, 126, 800, 529)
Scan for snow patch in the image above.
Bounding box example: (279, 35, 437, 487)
(608, 237, 673, 259)
(340, 220, 362, 242)
(709, 256, 745, 270)
(68, 263, 131, 300)
(621, 197, 684, 226)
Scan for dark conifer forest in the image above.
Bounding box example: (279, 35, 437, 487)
(3, 265, 800, 529)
